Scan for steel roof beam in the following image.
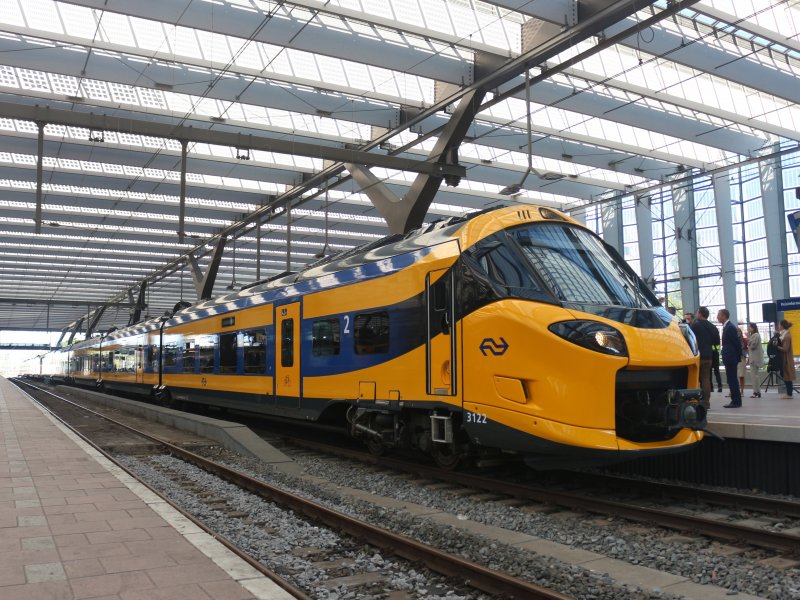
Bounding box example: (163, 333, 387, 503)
(0, 102, 466, 179)
(0, 298, 132, 308)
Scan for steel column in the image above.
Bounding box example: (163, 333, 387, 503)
(635, 194, 655, 288)
(672, 181, 699, 313)
(713, 171, 738, 323)
(601, 199, 624, 254)
(761, 150, 789, 303)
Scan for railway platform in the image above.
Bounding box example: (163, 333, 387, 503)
(706, 387, 800, 442)
(0, 377, 292, 600)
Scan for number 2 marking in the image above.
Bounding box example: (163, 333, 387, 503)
(343, 315, 350, 334)
(466, 411, 487, 424)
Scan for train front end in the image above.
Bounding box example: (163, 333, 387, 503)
(457, 206, 706, 468)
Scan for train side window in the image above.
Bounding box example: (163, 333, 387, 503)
(281, 319, 294, 367)
(163, 342, 178, 369)
(242, 329, 267, 374)
(354, 311, 390, 355)
(219, 333, 237, 373)
(312, 318, 340, 356)
(182, 340, 195, 373)
(197, 334, 216, 373)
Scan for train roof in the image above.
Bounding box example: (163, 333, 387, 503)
(60, 204, 576, 347)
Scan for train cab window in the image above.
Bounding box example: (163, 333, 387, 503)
(312, 319, 340, 356)
(219, 333, 237, 373)
(197, 334, 216, 373)
(242, 329, 267, 374)
(354, 311, 390, 355)
(281, 319, 294, 367)
(182, 341, 196, 373)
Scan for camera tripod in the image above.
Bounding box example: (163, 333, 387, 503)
(761, 369, 800, 394)
(761, 369, 782, 392)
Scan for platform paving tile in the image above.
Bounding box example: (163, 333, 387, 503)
(145, 562, 242, 587)
(69, 571, 155, 599)
(0, 548, 62, 568)
(100, 552, 178, 574)
(53, 533, 89, 548)
(45, 504, 102, 516)
(107, 516, 174, 531)
(48, 520, 112, 536)
(120, 583, 216, 600)
(74, 510, 132, 523)
(21, 536, 57, 551)
(0, 580, 74, 600)
(0, 564, 26, 587)
(24, 562, 67, 583)
(203, 579, 264, 600)
(63, 558, 106, 579)
(57, 541, 132, 562)
(85, 529, 152, 545)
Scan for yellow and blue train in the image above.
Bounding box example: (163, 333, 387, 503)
(42, 205, 706, 468)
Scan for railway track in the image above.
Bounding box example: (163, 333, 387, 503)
(278, 436, 800, 554)
(12, 378, 571, 600)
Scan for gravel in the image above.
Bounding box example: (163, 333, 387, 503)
(201, 446, 800, 600)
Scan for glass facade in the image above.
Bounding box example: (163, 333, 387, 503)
(579, 145, 800, 327)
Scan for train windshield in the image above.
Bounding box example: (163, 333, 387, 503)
(510, 222, 656, 309)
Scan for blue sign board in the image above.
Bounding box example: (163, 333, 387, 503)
(776, 298, 800, 311)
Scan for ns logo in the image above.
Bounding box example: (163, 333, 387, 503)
(479, 337, 509, 356)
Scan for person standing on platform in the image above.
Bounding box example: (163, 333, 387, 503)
(684, 311, 695, 326)
(736, 326, 747, 395)
(747, 323, 763, 398)
(775, 319, 795, 399)
(718, 308, 743, 407)
(691, 306, 718, 410)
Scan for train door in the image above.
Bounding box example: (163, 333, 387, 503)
(275, 302, 301, 408)
(426, 269, 457, 397)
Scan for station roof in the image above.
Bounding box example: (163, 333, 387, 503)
(0, 0, 798, 336)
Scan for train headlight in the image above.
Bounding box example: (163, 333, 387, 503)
(679, 323, 699, 356)
(549, 321, 628, 357)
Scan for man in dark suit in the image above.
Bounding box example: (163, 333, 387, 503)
(717, 308, 743, 407)
(691, 306, 720, 410)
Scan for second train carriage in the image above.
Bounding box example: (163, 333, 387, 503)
(47, 205, 707, 468)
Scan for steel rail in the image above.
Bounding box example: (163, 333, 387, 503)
(11, 379, 312, 600)
(283, 438, 800, 554)
(12, 380, 572, 600)
(563, 471, 800, 520)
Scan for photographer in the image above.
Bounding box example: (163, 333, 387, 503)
(773, 320, 795, 399)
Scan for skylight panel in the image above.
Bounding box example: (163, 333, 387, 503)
(20, 0, 63, 35)
(0, 66, 18, 88)
(17, 68, 50, 92)
(172, 26, 202, 59)
(98, 10, 136, 47)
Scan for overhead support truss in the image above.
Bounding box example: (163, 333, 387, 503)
(0, 102, 465, 179)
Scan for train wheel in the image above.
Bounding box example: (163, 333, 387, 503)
(365, 437, 387, 457)
(431, 442, 461, 470)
